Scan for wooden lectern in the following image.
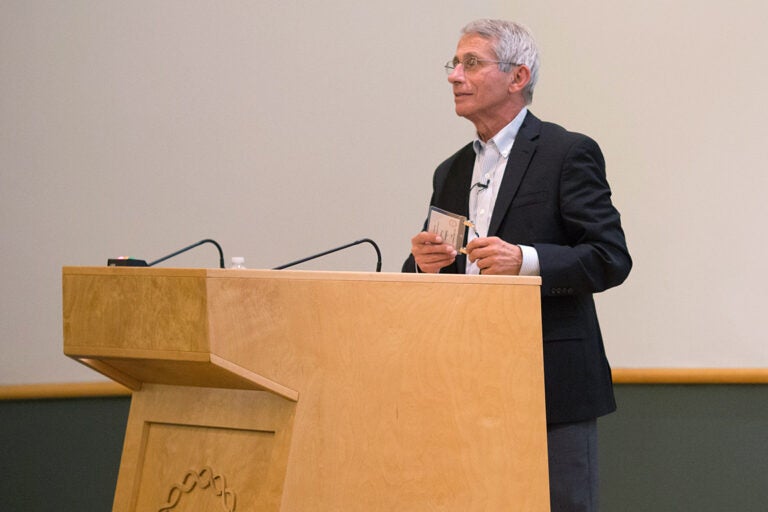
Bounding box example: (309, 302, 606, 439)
(63, 267, 549, 511)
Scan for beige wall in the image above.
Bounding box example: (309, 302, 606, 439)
(1, 0, 766, 384)
(509, 1, 768, 368)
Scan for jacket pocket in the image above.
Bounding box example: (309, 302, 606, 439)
(511, 190, 548, 209)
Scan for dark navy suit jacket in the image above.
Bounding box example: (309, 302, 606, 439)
(403, 111, 632, 424)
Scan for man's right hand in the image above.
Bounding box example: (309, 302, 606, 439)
(410, 231, 457, 273)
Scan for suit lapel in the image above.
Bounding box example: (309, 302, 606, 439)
(440, 144, 475, 218)
(440, 144, 475, 273)
(488, 112, 540, 236)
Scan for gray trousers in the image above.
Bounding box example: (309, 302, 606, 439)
(547, 419, 599, 512)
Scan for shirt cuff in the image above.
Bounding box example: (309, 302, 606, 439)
(518, 244, 540, 276)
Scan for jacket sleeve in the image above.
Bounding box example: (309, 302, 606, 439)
(533, 136, 632, 296)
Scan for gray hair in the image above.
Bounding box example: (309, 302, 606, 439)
(461, 19, 540, 105)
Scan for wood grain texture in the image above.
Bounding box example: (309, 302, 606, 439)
(0, 381, 131, 400)
(62, 267, 297, 399)
(205, 270, 548, 511)
(61, 267, 549, 511)
(611, 368, 768, 384)
(63, 267, 210, 353)
(114, 384, 295, 512)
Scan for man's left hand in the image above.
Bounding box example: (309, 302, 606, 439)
(465, 236, 523, 275)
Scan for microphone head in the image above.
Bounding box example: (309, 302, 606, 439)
(107, 257, 148, 267)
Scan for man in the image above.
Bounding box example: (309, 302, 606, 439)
(402, 19, 632, 511)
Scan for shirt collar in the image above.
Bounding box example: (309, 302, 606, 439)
(472, 107, 528, 159)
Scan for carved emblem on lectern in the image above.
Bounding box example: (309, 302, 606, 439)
(158, 466, 237, 511)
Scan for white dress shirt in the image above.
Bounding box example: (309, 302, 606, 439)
(466, 107, 540, 276)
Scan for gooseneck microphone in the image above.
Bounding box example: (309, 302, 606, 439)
(108, 238, 225, 268)
(148, 239, 225, 268)
(273, 238, 382, 272)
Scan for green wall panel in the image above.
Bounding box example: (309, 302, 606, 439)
(1, 386, 766, 511)
(0, 396, 129, 511)
(600, 385, 768, 511)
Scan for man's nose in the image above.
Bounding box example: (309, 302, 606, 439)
(447, 64, 465, 83)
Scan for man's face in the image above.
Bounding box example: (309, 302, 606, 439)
(448, 34, 516, 130)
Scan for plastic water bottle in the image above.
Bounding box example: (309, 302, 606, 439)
(230, 256, 246, 269)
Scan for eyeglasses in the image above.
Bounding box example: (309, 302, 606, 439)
(444, 56, 518, 75)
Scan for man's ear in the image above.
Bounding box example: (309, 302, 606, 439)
(509, 65, 531, 93)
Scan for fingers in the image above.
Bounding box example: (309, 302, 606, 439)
(465, 237, 522, 275)
(410, 233, 521, 275)
(411, 231, 443, 245)
(411, 232, 456, 255)
(464, 236, 497, 262)
(411, 231, 457, 273)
